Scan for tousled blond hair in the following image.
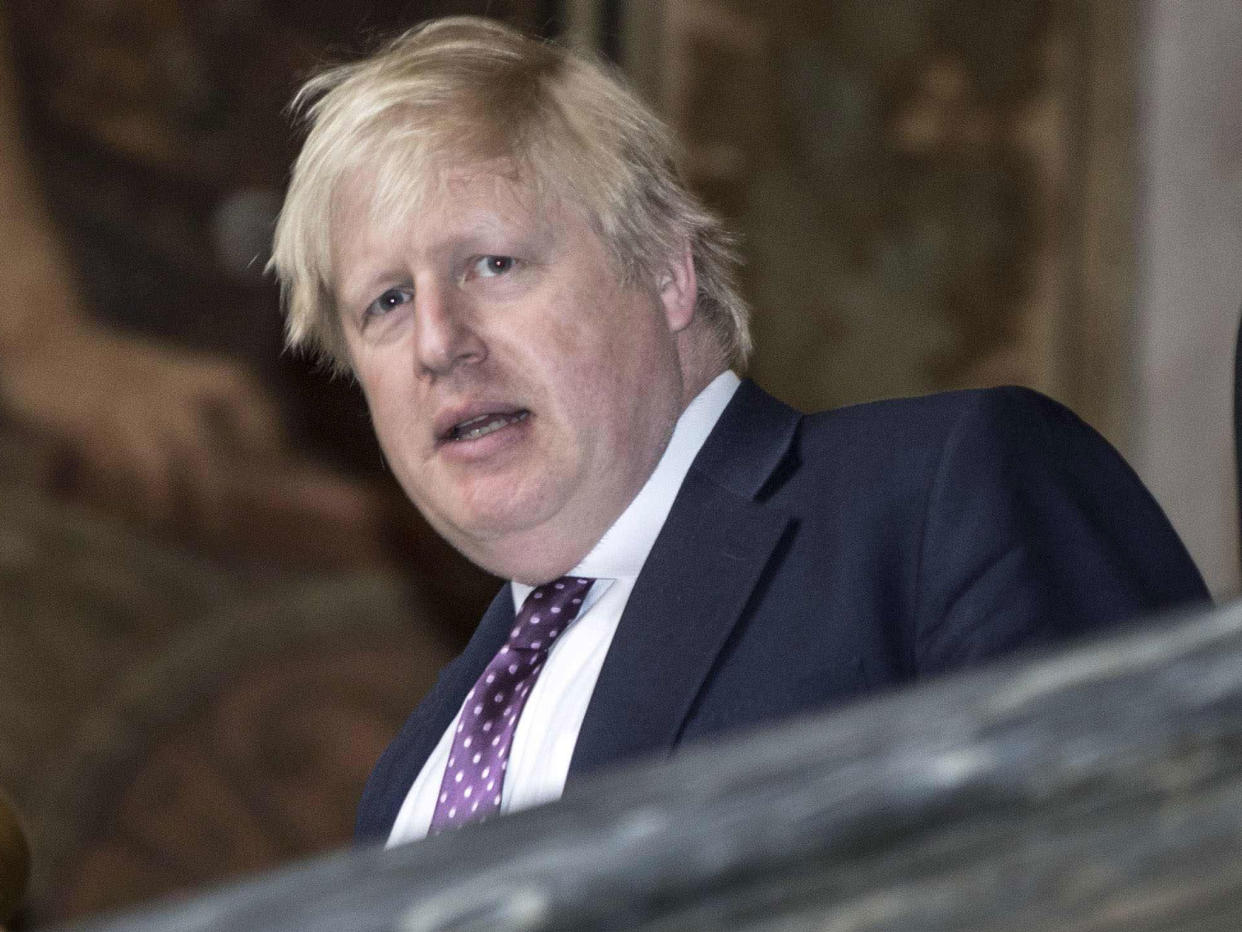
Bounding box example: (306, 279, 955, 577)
(269, 16, 751, 374)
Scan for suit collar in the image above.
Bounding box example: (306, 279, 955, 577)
(568, 380, 800, 778)
(689, 379, 801, 499)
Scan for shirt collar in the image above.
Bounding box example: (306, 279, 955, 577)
(512, 370, 741, 606)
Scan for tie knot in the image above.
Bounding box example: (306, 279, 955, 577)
(507, 576, 593, 652)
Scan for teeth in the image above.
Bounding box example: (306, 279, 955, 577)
(450, 410, 528, 441)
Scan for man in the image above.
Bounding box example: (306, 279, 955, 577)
(269, 17, 1208, 845)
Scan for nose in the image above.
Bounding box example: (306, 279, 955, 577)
(412, 280, 487, 377)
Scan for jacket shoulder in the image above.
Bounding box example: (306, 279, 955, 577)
(793, 385, 1120, 471)
(803, 384, 1066, 435)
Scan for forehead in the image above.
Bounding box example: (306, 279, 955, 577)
(333, 159, 555, 250)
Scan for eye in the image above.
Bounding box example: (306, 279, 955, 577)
(365, 286, 413, 318)
(471, 255, 516, 278)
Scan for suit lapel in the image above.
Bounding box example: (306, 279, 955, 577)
(568, 381, 800, 778)
(402, 586, 515, 777)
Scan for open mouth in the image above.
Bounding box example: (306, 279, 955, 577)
(444, 410, 530, 443)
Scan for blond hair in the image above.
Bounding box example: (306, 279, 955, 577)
(269, 16, 750, 374)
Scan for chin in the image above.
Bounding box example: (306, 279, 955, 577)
(474, 549, 584, 587)
(448, 510, 592, 582)
(431, 500, 557, 563)
(415, 470, 600, 577)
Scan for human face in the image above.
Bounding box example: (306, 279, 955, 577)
(332, 166, 698, 582)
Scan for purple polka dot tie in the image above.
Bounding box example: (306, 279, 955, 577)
(429, 575, 594, 833)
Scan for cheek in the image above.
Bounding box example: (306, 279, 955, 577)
(541, 281, 658, 371)
(500, 288, 604, 397)
(357, 370, 398, 428)
(354, 360, 420, 450)
(537, 319, 630, 429)
(550, 314, 678, 456)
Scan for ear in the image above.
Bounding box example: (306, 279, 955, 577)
(656, 242, 697, 334)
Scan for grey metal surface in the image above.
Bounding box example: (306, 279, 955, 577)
(50, 596, 1242, 931)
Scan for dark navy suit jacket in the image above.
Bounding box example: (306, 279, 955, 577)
(356, 381, 1209, 841)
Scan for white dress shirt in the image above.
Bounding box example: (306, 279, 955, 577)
(386, 370, 741, 846)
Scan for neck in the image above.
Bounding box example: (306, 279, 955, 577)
(675, 326, 729, 412)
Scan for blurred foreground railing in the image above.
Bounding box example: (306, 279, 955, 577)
(50, 597, 1242, 931)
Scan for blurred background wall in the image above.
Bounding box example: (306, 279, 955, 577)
(0, 0, 1237, 927)
(1136, 0, 1242, 604)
